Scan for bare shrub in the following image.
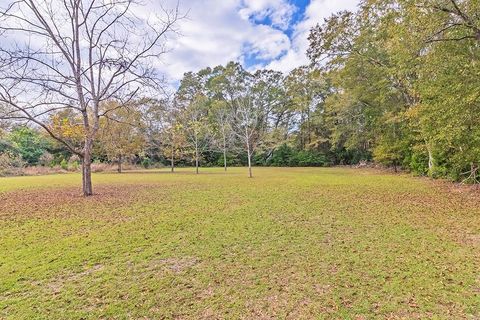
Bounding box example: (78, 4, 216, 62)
(22, 166, 67, 176)
(0, 153, 25, 176)
(39, 152, 54, 167)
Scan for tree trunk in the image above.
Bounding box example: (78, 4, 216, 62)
(300, 113, 305, 150)
(247, 143, 252, 178)
(223, 146, 227, 172)
(307, 108, 311, 146)
(427, 145, 435, 176)
(223, 134, 227, 172)
(117, 154, 122, 173)
(82, 148, 93, 196)
(171, 147, 174, 173)
(195, 145, 199, 174)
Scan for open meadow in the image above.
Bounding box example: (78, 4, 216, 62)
(1, 167, 479, 319)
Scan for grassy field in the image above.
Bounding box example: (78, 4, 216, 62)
(0, 167, 479, 319)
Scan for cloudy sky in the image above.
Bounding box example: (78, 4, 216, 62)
(160, 0, 359, 82)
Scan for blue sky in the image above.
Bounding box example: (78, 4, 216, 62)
(153, 0, 359, 82)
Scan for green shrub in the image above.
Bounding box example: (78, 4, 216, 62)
(267, 144, 329, 167)
(407, 151, 429, 176)
(60, 159, 68, 170)
(269, 144, 293, 166)
(141, 157, 152, 169)
(216, 153, 238, 167)
(8, 127, 50, 165)
(291, 150, 328, 167)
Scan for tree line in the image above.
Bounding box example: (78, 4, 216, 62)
(0, 0, 478, 196)
(0, 62, 333, 178)
(307, 0, 480, 183)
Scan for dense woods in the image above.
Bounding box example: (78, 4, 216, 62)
(1, 0, 479, 189)
(309, 0, 480, 183)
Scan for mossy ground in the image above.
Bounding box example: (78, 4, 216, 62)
(0, 167, 479, 319)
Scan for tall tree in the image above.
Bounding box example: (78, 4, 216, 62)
(209, 100, 234, 171)
(160, 101, 186, 173)
(233, 87, 265, 178)
(305, 0, 480, 181)
(0, 0, 179, 195)
(180, 95, 212, 174)
(176, 70, 213, 174)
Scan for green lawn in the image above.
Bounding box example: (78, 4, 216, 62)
(0, 167, 479, 319)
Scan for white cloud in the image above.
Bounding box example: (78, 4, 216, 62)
(239, 0, 297, 30)
(266, 0, 359, 73)
(244, 24, 291, 60)
(154, 0, 294, 83)
(151, 0, 360, 86)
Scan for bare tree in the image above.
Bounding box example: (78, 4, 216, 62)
(179, 95, 212, 174)
(0, 0, 180, 195)
(233, 92, 265, 178)
(211, 102, 234, 172)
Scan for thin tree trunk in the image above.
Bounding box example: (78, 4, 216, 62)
(223, 146, 227, 172)
(195, 144, 199, 174)
(469, 162, 478, 183)
(222, 131, 227, 172)
(171, 149, 174, 173)
(82, 148, 93, 196)
(247, 142, 252, 178)
(471, 162, 476, 182)
(427, 145, 435, 176)
(117, 154, 122, 173)
(307, 108, 311, 146)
